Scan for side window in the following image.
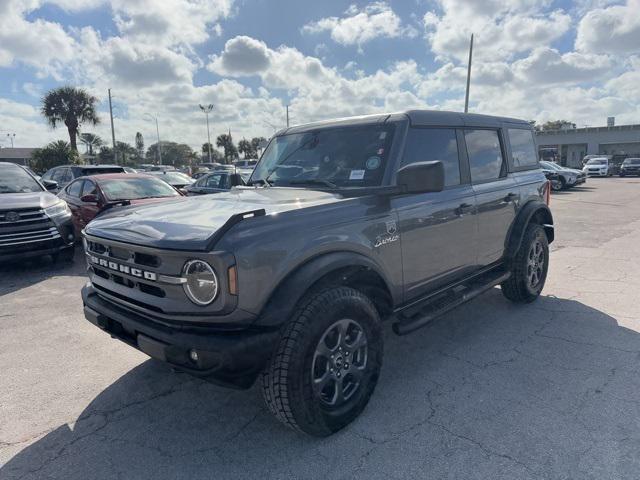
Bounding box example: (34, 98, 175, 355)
(41, 170, 53, 181)
(508, 128, 538, 168)
(465, 129, 505, 183)
(51, 169, 64, 182)
(401, 128, 460, 187)
(58, 168, 72, 184)
(67, 180, 83, 197)
(82, 180, 97, 197)
(205, 174, 222, 188)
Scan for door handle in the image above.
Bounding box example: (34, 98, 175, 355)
(504, 192, 518, 202)
(456, 203, 474, 215)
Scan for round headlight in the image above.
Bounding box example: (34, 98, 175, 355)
(182, 260, 218, 305)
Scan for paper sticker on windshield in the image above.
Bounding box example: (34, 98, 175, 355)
(349, 169, 365, 180)
(366, 156, 381, 170)
(379, 132, 387, 140)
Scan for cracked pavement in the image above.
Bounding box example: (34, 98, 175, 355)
(2, 178, 640, 479)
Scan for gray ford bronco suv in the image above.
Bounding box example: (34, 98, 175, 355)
(81, 110, 553, 436)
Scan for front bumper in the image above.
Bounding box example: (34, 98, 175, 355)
(0, 218, 75, 263)
(82, 284, 279, 389)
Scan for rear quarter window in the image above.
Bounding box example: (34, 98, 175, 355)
(508, 128, 538, 168)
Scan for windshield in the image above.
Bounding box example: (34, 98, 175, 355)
(251, 124, 396, 188)
(100, 177, 180, 200)
(541, 161, 561, 170)
(153, 172, 194, 184)
(587, 158, 607, 165)
(623, 158, 640, 165)
(0, 164, 43, 194)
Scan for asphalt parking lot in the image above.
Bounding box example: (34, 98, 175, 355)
(2, 178, 640, 479)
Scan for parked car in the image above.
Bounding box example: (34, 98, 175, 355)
(539, 161, 586, 189)
(41, 164, 126, 193)
(233, 159, 258, 168)
(0, 162, 75, 263)
(184, 171, 245, 196)
(619, 158, 640, 177)
(81, 110, 554, 436)
(191, 170, 211, 180)
(147, 165, 177, 172)
(123, 167, 138, 174)
(583, 157, 614, 176)
(144, 170, 195, 192)
(58, 173, 183, 236)
(539, 164, 563, 191)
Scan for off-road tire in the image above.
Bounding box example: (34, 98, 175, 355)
(501, 223, 549, 303)
(261, 286, 383, 437)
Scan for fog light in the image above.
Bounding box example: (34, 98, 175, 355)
(189, 349, 199, 362)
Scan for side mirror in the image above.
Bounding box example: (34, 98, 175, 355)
(81, 194, 98, 203)
(43, 180, 58, 191)
(229, 173, 244, 187)
(396, 161, 444, 194)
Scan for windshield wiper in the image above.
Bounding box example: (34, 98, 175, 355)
(247, 178, 273, 187)
(287, 179, 338, 189)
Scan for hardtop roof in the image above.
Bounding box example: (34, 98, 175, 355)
(280, 109, 530, 135)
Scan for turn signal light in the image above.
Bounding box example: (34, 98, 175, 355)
(228, 265, 238, 295)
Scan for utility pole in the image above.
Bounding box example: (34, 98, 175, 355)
(155, 117, 162, 165)
(199, 104, 214, 163)
(108, 88, 117, 163)
(464, 34, 473, 114)
(286, 104, 290, 128)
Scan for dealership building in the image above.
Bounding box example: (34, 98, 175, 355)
(535, 121, 640, 168)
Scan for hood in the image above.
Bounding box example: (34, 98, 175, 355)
(84, 187, 347, 250)
(0, 191, 62, 211)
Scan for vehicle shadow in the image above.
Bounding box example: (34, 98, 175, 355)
(3, 291, 640, 479)
(0, 245, 85, 296)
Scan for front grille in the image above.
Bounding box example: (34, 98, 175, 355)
(0, 208, 59, 248)
(87, 240, 161, 267)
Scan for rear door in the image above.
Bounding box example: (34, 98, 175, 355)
(393, 127, 478, 300)
(464, 128, 518, 266)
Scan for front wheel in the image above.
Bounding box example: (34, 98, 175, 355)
(261, 287, 383, 436)
(501, 224, 549, 303)
(550, 179, 563, 191)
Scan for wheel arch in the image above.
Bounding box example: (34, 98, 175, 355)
(257, 251, 395, 328)
(504, 200, 554, 263)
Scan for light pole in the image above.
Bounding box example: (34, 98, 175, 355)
(6, 133, 15, 148)
(199, 104, 213, 163)
(144, 113, 162, 165)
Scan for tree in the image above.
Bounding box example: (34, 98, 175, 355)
(115, 142, 137, 165)
(31, 140, 80, 173)
(251, 136, 267, 156)
(537, 120, 576, 132)
(41, 86, 100, 151)
(237, 138, 253, 158)
(135, 132, 144, 160)
(146, 141, 194, 167)
(201, 143, 224, 162)
(79, 133, 103, 156)
(98, 146, 114, 163)
(216, 133, 238, 163)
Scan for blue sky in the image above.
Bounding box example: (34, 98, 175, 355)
(0, 0, 639, 150)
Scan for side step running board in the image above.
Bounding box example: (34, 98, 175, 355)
(392, 270, 511, 336)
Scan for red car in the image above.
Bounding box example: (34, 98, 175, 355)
(58, 173, 183, 235)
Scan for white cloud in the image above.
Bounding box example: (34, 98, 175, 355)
(512, 47, 612, 84)
(0, 1, 76, 79)
(208, 36, 271, 76)
(576, 0, 640, 54)
(423, 0, 571, 62)
(302, 2, 417, 51)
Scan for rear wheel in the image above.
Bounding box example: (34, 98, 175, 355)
(550, 178, 563, 191)
(501, 224, 549, 303)
(261, 286, 383, 436)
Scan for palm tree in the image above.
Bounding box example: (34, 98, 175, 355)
(41, 87, 100, 152)
(79, 133, 103, 156)
(216, 133, 238, 163)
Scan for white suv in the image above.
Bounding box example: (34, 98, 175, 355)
(583, 157, 612, 177)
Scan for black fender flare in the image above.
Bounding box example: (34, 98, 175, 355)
(256, 251, 394, 328)
(504, 201, 554, 263)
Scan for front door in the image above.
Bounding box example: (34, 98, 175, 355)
(393, 127, 478, 302)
